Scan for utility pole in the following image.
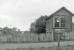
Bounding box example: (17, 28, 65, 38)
(58, 34, 60, 48)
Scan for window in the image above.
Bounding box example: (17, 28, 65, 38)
(60, 17, 65, 28)
(55, 18, 60, 27)
(54, 16, 65, 28)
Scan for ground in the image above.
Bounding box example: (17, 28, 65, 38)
(0, 41, 74, 50)
(6, 45, 74, 50)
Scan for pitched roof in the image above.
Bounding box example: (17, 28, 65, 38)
(47, 7, 74, 20)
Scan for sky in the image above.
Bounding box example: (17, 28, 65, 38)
(0, 0, 74, 31)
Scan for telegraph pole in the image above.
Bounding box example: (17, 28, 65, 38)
(58, 34, 60, 48)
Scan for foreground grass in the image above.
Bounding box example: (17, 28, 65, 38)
(6, 45, 74, 50)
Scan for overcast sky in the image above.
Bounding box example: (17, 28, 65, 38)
(0, 0, 74, 31)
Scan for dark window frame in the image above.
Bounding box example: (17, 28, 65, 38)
(54, 16, 65, 28)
